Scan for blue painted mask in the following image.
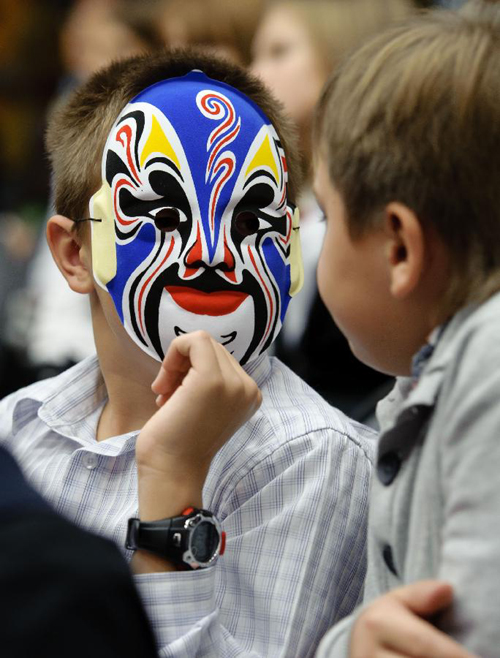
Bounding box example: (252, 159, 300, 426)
(90, 71, 303, 365)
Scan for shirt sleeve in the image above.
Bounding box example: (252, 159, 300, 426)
(133, 429, 372, 657)
(314, 613, 356, 658)
(434, 327, 500, 655)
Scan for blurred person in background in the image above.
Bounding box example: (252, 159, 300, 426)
(251, 0, 414, 423)
(158, 0, 265, 66)
(1, 0, 164, 397)
(0, 0, 68, 396)
(59, 0, 155, 85)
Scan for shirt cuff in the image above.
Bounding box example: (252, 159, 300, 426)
(134, 566, 217, 650)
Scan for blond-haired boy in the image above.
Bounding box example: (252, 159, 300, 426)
(313, 3, 500, 656)
(0, 50, 374, 656)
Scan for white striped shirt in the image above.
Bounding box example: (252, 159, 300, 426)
(0, 354, 374, 657)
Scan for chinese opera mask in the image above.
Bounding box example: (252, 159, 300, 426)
(90, 71, 303, 365)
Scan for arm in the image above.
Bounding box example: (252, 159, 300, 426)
(433, 328, 500, 655)
(133, 330, 262, 565)
(317, 581, 475, 658)
(134, 432, 372, 657)
(131, 332, 372, 656)
(319, 325, 500, 658)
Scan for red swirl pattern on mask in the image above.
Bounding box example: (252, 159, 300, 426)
(116, 124, 140, 185)
(197, 91, 240, 238)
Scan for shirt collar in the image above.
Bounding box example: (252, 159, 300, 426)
(38, 356, 106, 428)
(243, 352, 272, 389)
(35, 356, 138, 452)
(410, 324, 446, 383)
(31, 351, 272, 448)
(377, 302, 479, 434)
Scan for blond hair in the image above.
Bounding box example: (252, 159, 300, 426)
(275, 0, 414, 74)
(315, 4, 500, 310)
(46, 48, 301, 224)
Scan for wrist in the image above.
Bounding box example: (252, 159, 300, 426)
(128, 508, 225, 574)
(131, 549, 178, 574)
(136, 442, 211, 483)
(138, 471, 204, 520)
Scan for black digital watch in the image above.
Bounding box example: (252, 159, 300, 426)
(125, 507, 226, 570)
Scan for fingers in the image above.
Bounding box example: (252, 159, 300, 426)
(151, 331, 222, 398)
(351, 583, 477, 658)
(393, 580, 453, 616)
(212, 340, 263, 412)
(381, 615, 475, 658)
(151, 331, 262, 414)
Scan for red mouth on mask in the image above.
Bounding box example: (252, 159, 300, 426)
(165, 286, 249, 316)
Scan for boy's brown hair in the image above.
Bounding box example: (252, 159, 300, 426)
(315, 2, 500, 311)
(46, 48, 301, 226)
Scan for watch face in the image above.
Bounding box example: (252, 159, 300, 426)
(190, 520, 220, 563)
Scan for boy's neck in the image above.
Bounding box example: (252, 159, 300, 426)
(91, 297, 160, 441)
(96, 364, 159, 441)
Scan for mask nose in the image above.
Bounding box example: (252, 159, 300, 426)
(184, 224, 235, 276)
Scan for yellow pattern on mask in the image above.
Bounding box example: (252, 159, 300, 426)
(140, 115, 181, 169)
(245, 133, 279, 182)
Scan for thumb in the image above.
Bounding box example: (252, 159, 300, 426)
(393, 580, 453, 617)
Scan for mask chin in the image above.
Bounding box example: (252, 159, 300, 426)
(156, 290, 256, 363)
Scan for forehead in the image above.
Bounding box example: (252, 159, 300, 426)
(115, 71, 276, 192)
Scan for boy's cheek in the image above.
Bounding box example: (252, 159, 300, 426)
(316, 252, 334, 315)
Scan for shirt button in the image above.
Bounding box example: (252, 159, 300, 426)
(377, 451, 401, 485)
(382, 544, 397, 575)
(82, 453, 98, 470)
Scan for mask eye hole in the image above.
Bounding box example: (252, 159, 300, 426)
(153, 208, 180, 232)
(234, 211, 260, 237)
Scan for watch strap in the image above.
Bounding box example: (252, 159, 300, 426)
(125, 508, 224, 569)
(126, 516, 187, 564)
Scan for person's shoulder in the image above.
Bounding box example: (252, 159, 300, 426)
(0, 510, 158, 657)
(461, 292, 500, 346)
(254, 356, 376, 459)
(440, 293, 500, 378)
(420, 293, 500, 433)
(0, 356, 99, 439)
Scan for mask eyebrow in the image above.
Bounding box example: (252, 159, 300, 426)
(235, 181, 275, 212)
(118, 170, 192, 220)
(243, 169, 277, 190)
(146, 156, 184, 183)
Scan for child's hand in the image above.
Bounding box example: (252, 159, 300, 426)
(350, 581, 477, 658)
(135, 331, 262, 520)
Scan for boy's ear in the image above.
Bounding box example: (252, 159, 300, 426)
(384, 202, 425, 299)
(46, 215, 94, 294)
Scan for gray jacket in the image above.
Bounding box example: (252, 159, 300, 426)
(318, 292, 500, 657)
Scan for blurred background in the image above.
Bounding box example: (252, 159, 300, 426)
(0, 0, 467, 423)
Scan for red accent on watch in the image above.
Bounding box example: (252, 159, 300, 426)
(182, 506, 195, 516)
(220, 531, 226, 556)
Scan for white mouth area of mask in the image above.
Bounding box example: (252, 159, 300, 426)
(157, 289, 257, 363)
